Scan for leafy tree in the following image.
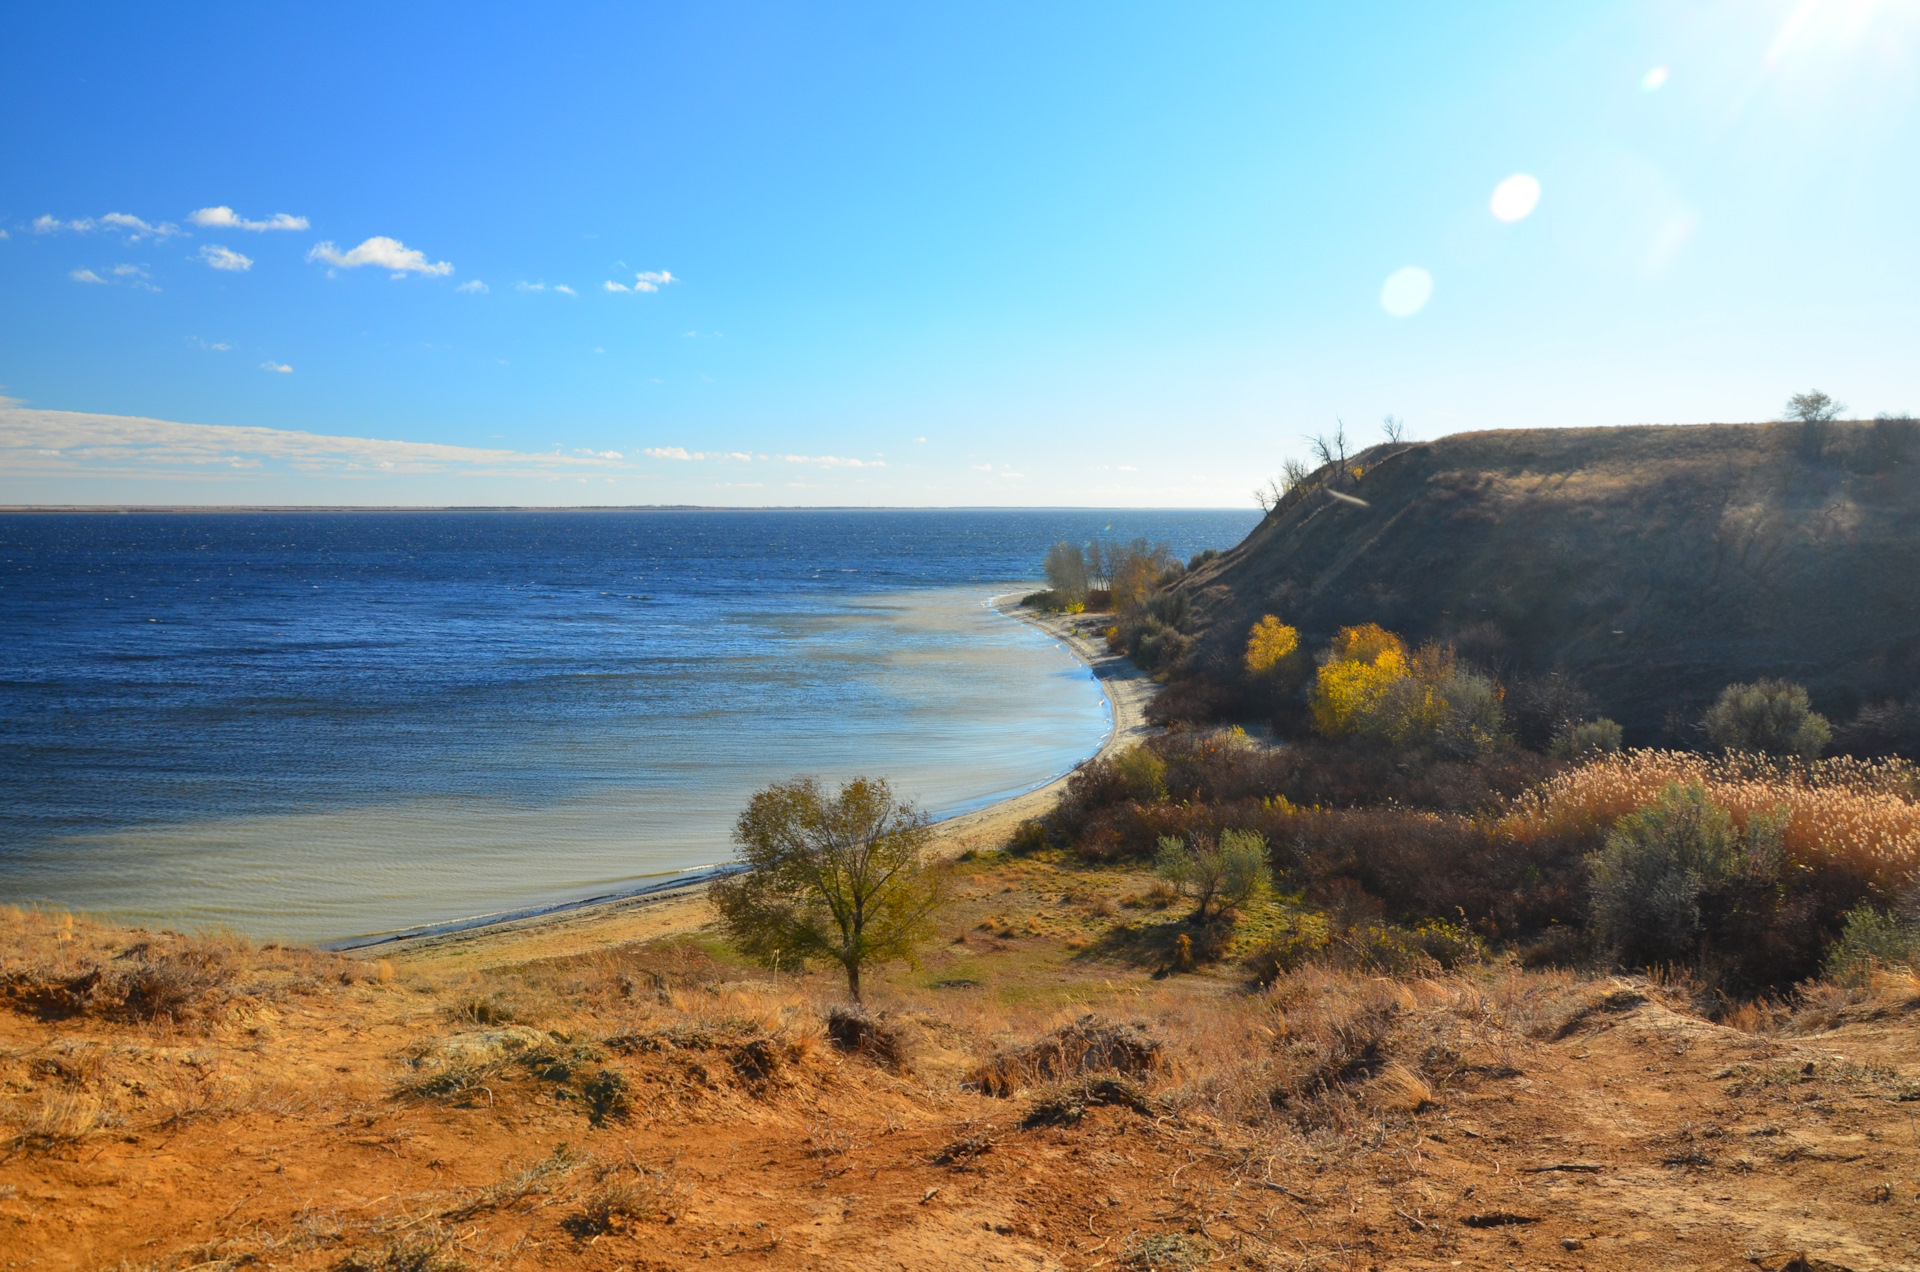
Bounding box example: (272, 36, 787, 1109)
(1309, 624, 1507, 756)
(1105, 538, 1174, 612)
(1042, 541, 1089, 602)
(1703, 679, 1831, 759)
(710, 777, 947, 1002)
(1154, 829, 1270, 923)
(1243, 615, 1300, 678)
(1309, 624, 1407, 739)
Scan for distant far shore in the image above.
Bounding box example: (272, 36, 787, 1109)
(0, 504, 1245, 514)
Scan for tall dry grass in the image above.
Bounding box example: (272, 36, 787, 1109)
(1503, 750, 1920, 891)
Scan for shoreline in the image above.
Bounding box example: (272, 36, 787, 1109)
(366, 595, 1155, 969)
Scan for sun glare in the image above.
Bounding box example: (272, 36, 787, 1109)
(1489, 174, 1542, 223)
(1380, 266, 1434, 318)
(1641, 65, 1670, 91)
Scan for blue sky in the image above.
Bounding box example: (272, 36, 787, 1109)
(2, 1, 1916, 506)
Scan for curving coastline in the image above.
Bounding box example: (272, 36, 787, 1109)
(359, 595, 1156, 971)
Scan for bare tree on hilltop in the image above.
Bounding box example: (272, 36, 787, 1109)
(1785, 389, 1844, 461)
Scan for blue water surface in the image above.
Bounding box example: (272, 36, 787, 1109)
(0, 509, 1258, 940)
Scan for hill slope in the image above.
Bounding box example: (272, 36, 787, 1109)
(1171, 421, 1920, 741)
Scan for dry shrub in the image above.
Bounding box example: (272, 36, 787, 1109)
(438, 1145, 586, 1221)
(1152, 967, 1484, 1137)
(333, 1224, 468, 1272)
(970, 1015, 1163, 1097)
(1020, 1075, 1153, 1128)
(564, 1157, 683, 1236)
(824, 1005, 910, 1071)
(0, 915, 253, 1026)
(4, 1087, 110, 1153)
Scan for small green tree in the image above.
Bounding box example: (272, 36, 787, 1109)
(1154, 829, 1271, 923)
(1703, 679, 1831, 759)
(711, 777, 947, 1002)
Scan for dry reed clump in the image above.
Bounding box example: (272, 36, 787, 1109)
(1504, 751, 1920, 889)
(968, 1014, 1164, 1097)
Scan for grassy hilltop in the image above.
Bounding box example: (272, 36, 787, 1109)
(1164, 420, 1920, 743)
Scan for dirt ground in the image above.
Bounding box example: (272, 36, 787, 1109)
(7, 830, 1920, 1271)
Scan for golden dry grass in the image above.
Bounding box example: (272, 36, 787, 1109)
(1504, 749, 1920, 886)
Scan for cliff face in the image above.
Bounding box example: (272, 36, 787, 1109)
(1172, 421, 1920, 741)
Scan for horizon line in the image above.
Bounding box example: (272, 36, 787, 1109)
(0, 503, 1261, 514)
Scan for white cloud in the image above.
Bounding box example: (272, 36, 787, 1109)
(306, 236, 453, 276)
(554, 284, 576, 296)
(575, 448, 623, 459)
(1118, 465, 1138, 472)
(519, 281, 573, 294)
(783, 454, 885, 468)
(70, 268, 106, 284)
(100, 213, 182, 239)
(0, 406, 635, 481)
(970, 462, 992, 471)
(189, 207, 309, 232)
(0, 228, 9, 239)
(611, 270, 676, 294)
(190, 337, 231, 352)
(645, 446, 699, 460)
(40, 212, 185, 241)
(111, 264, 146, 277)
(915, 436, 927, 443)
(199, 244, 254, 272)
(724, 452, 752, 461)
(261, 362, 293, 373)
(456, 280, 488, 294)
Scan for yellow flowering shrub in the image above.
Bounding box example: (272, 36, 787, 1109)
(1309, 625, 1407, 738)
(1243, 615, 1300, 677)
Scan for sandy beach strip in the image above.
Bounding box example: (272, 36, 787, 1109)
(378, 601, 1154, 974)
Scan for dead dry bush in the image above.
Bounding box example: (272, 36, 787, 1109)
(1144, 968, 1520, 1138)
(824, 1005, 911, 1071)
(969, 1014, 1164, 1097)
(563, 1156, 684, 1236)
(1, 908, 358, 1029)
(1020, 1075, 1154, 1128)
(3, 1087, 113, 1153)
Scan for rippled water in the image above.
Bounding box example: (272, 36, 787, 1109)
(0, 509, 1257, 941)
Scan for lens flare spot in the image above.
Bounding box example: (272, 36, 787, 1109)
(1489, 174, 1541, 223)
(1379, 266, 1433, 318)
(1641, 65, 1670, 91)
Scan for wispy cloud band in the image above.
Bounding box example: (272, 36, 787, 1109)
(0, 408, 628, 481)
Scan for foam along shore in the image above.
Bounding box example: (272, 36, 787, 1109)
(358, 599, 1154, 974)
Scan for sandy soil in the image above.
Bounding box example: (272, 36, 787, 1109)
(7, 863, 1920, 1272)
